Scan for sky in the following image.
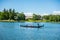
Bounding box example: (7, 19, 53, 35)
(0, 0, 60, 15)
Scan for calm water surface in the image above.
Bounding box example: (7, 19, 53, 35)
(0, 22, 60, 40)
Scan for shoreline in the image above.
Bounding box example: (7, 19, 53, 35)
(0, 20, 60, 23)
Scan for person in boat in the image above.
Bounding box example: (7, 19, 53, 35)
(37, 23, 39, 28)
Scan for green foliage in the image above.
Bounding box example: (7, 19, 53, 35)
(9, 9, 16, 20)
(17, 12, 25, 20)
(0, 8, 60, 22)
(0, 9, 25, 21)
(43, 15, 60, 22)
(33, 14, 41, 20)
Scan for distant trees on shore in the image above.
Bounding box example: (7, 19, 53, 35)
(43, 15, 60, 22)
(0, 8, 60, 22)
(33, 14, 41, 20)
(0, 8, 25, 20)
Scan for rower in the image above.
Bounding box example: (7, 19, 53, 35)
(37, 23, 39, 28)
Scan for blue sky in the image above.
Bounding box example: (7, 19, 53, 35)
(0, 0, 60, 14)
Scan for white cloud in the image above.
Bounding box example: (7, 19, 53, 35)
(24, 12, 33, 16)
(24, 11, 60, 16)
(39, 13, 50, 16)
(24, 12, 50, 16)
(52, 11, 60, 15)
(53, 11, 60, 13)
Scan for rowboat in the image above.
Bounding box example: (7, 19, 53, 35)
(20, 24, 44, 28)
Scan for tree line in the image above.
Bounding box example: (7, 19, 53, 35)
(43, 15, 60, 22)
(0, 9, 25, 20)
(0, 9, 60, 22)
(0, 9, 41, 21)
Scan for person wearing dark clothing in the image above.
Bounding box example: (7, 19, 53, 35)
(37, 23, 39, 28)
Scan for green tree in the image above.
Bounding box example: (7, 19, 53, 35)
(43, 15, 60, 22)
(3, 9, 9, 20)
(33, 14, 41, 20)
(8, 9, 16, 20)
(17, 12, 25, 20)
(0, 9, 9, 20)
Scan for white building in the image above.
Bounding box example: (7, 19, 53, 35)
(24, 13, 33, 19)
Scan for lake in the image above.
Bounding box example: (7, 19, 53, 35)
(0, 22, 60, 40)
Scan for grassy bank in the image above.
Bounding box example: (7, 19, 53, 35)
(0, 20, 16, 22)
(0, 20, 26, 22)
(0, 20, 45, 22)
(25, 19, 49, 22)
(0, 20, 60, 23)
